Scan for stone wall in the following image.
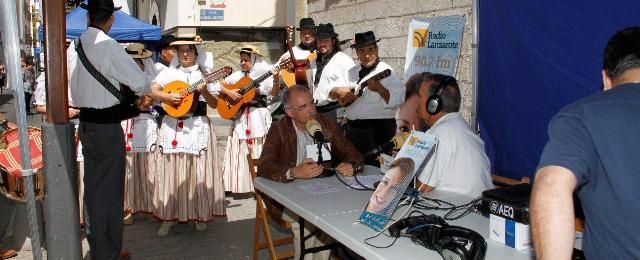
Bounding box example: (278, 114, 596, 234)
(307, 0, 474, 122)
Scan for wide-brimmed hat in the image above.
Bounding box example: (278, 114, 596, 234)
(316, 23, 339, 39)
(80, 0, 122, 13)
(350, 31, 381, 49)
(125, 43, 153, 59)
(170, 35, 203, 46)
(296, 17, 316, 31)
(236, 45, 262, 56)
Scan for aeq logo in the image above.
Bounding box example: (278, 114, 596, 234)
(490, 201, 514, 218)
(490, 201, 498, 212)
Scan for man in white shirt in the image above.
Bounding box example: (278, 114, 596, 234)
(66, 1, 152, 259)
(312, 23, 355, 119)
(415, 74, 493, 198)
(340, 31, 405, 165)
(279, 17, 316, 64)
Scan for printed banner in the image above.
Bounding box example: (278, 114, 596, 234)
(403, 15, 465, 79)
(359, 131, 437, 231)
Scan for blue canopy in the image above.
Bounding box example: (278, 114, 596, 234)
(38, 6, 161, 42)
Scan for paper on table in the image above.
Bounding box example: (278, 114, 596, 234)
(342, 175, 383, 189)
(298, 183, 339, 195)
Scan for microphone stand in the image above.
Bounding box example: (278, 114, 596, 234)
(316, 140, 323, 165)
(315, 139, 334, 178)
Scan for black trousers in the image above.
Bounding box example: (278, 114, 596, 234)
(24, 92, 32, 114)
(78, 122, 125, 260)
(345, 118, 396, 166)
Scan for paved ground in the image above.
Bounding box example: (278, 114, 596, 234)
(1, 90, 292, 259)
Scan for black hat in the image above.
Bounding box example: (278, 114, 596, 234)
(156, 35, 176, 51)
(316, 23, 339, 39)
(296, 18, 316, 31)
(350, 31, 381, 49)
(80, 0, 122, 13)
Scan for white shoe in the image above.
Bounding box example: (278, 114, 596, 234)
(195, 221, 207, 231)
(157, 221, 174, 236)
(123, 212, 134, 225)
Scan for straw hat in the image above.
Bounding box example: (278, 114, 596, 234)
(125, 43, 153, 59)
(170, 35, 203, 46)
(236, 45, 262, 56)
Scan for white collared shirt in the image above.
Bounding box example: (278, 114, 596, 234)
(311, 51, 356, 105)
(344, 61, 405, 120)
(417, 113, 494, 198)
(34, 73, 75, 106)
(67, 27, 150, 109)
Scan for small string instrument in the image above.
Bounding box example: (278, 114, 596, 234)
(162, 66, 233, 118)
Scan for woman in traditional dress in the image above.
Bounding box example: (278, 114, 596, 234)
(150, 36, 225, 236)
(219, 45, 280, 193)
(121, 43, 158, 224)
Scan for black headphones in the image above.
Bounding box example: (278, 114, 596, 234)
(388, 214, 448, 237)
(412, 225, 487, 260)
(388, 214, 487, 260)
(426, 75, 455, 115)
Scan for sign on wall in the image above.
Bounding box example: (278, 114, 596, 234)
(201, 9, 224, 21)
(403, 15, 465, 79)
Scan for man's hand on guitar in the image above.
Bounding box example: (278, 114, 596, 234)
(367, 79, 383, 92)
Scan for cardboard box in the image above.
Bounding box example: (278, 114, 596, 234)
(489, 214, 534, 255)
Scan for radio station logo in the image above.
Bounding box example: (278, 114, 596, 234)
(413, 29, 428, 48)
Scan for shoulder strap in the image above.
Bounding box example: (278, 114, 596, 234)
(74, 39, 127, 102)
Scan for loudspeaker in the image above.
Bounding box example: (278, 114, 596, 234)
(426, 76, 454, 115)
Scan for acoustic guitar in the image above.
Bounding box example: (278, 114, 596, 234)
(216, 60, 292, 120)
(162, 66, 233, 118)
(280, 37, 352, 88)
(316, 69, 392, 113)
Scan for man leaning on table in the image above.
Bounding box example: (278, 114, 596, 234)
(258, 85, 363, 260)
(413, 73, 494, 198)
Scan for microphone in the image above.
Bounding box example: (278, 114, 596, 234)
(363, 132, 409, 158)
(305, 119, 325, 143)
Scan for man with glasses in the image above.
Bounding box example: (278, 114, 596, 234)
(258, 85, 362, 260)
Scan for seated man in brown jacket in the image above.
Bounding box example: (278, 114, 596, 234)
(258, 85, 363, 260)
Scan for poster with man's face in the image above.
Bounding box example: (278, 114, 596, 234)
(358, 131, 437, 231)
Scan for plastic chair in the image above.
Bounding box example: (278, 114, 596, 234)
(248, 154, 294, 260)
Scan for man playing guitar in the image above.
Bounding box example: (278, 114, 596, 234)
(341, 31, 406, 166)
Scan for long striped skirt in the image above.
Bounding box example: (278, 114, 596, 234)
(152, 118, 226, 222)
(222, 109, 271, 193)
(124, 151, 156, 213)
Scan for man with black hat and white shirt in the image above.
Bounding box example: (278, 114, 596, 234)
(278, 17, 316, 64)
(343, 31, 405, 166)
(312, 23, 355, 119)
(67, 0, 155, 258)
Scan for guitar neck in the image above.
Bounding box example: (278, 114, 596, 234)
(187, 68, 230, 93)
(240, 65, 279, 93)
